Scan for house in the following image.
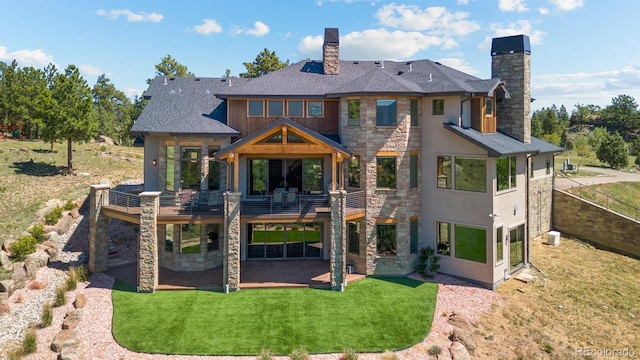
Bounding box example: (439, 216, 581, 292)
(88, 28, 563, 292)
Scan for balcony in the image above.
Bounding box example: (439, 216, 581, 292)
(100, 186, 365, 223)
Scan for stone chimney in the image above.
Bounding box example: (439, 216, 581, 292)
(491, 34, 531, 144)
(323, 28, 339, 75)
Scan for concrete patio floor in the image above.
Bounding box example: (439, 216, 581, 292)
(106, 260, 365, 291)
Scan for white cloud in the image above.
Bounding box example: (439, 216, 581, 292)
(96, 9, 163, 22)
(479, 20, 545, 50)
(498, 0, 529, 12)
(457, 0, 469, 4)
(125, 88, 144, 99)
(299, 29, 444, 60)
(78, 64, 105, 77)
(234, 21, 270, 37)
(548, 0, 584, 11)
(538, 7, 550, 15)
(436, 58, 479, 75)
(376, 4, 480, 37)
(191, 19, 223, 35)
(0, 46, 54, 67)
(532, 66, 640, 108)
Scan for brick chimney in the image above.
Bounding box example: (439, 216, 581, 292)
(323, 28, 339, 75)
(491, 34, 531, 144)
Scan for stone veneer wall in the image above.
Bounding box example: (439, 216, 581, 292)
(492, 52, 531, 144)
(528, 176, 554, 239)
(329, 191, 347, 289)
(323, 43, 339, 75)
(138, 191, 160, 292)
(88, 184, 110, 273)
(223, 192, 241, 291)
(553, 189, 640, 259)
(339, 96, 421, 275)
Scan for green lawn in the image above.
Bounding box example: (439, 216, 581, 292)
(568, 181, 640, 220)
(112, 277, 438, 356)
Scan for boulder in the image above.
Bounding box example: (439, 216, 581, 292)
(98, 135, 115, 145)
(452, 327, 476, 353)
(450, 341, 472, 360)
(0, 250, 12, 271)
(50, 329, 78, 352)
(55, 215, 74, 235)
(35, 199, 65, 220)
(24, 251, 49, 279)
(0, 279, 15, 295)
(11, 262, 26, 289)
(59, 342, 83, 360)
(99, 178, 113, 187)
(2, 237, 17, 255)
(449, 312, 475, 333)
(47, 231, 61, 243)
(69, 207, 80, 219)
(62, 309, 83, 330)
(38, 240, 59, 262)
(74, 294, 86, 309)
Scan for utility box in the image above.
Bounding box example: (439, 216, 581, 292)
(547, 231, 561, 246)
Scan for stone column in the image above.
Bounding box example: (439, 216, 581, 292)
(329, 190, 347, 290)
(138, 191, 161, 292)
(89, 184, 110, 273)
(223, 192, 241, 292)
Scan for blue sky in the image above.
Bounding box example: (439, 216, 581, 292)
(1, 0, 638, 111)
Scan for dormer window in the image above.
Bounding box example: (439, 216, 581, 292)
(485, 98, 494, 116)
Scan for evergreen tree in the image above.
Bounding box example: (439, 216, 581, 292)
(240, 48, 289, 78)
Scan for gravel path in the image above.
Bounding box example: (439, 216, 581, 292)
(1, 186, 500, 360)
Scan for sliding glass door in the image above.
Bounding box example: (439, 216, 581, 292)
(248, 158, 323, 196)
(247, 222, 323, 259)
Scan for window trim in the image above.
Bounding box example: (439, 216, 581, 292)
(307, 101, 323, 117)
(268, 100, 284, 117)
(376, 98, 398, 126)
(287, 100, 304, 117)
(248, 100, 264, 117)
(432, 99, 445, 116)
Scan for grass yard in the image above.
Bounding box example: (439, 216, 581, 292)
(111, 277, 438, 356)
(567, 181, 640, 220)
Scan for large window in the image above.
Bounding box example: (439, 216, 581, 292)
(432, 99, 444, 116)
(436, 221, 450, 256)
(410, 155, 418, 188)
(410, 99, 419, 126)
(497, 156, 516, 192)
(376, 157, 396, 188)
(302, 159, 322, 194)
(288, 101, 303, 117)
(485, 97, 494, 116)
(348, 221, 360, 254)
(268, 100, 284, 117)
(180, 147, 201, 190)
(455, 225, 486, 263)
(496, 226, 503, 264)
(437, 156, 452, 189)
(376, 224, 396, 256)
(249, 159, 267, 195)
(376, 99, 397, 126)
(510, 224, 525, 271)
(180, 224, 201, 254)
(248, 100, 264, 116)
(308, 101, 323, 117)
(410, 219, 418, 254)
(208, 147, 220, 191)
(207, 224, 220, 251)
(248, 222, 322, 259)
(348, 99, 360, 126)
(166, 145, 175, 191)
(347, 156, 360, 188)
(454, 157, 486, 192)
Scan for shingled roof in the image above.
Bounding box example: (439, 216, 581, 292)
(131, 76, 246, 136)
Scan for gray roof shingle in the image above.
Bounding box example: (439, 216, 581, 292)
(131, 76, 246, 135)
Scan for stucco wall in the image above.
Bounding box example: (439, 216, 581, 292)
(553, 189, 640, 259)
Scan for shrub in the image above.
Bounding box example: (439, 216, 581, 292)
(378, 351, 399, 360)
(21, 327, 37, 355)
(257, 348, 274, 360)
(54, 285, 66, 307)
(341, 347, 358, 360)
(428, 345, 442, 358)
(10, 235, 37, 261)
(63, 199, 76, 211)
(289, 347, 309, 360)
(41, 302, 53, 328)
(66, 265, 89, 290)
(635, 155, 640, 167)
(45, 206, 63, 225)
(100, 145, 108, 152)
(30, 223, 47, 243)
(414, 247, 440, 279)
(596, 132, 629, 169)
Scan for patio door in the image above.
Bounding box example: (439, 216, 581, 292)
(247, 222, 323, 259)
(509, 224, 525, 273)
(248, 158, 322, 196)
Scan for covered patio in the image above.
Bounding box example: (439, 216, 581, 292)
(107, 260, 365, 290)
